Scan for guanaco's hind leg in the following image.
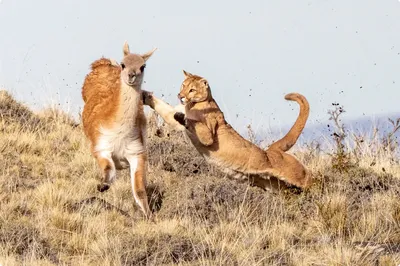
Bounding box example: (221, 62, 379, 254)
(127, 153, 151, 218)
(95, 151, 116, 192)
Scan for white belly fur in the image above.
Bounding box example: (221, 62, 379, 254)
(94, 83, 146, 167)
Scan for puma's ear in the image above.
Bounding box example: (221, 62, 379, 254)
(142, 48, 157, 62)
(183, 70, 193, 78)
(201, 79, 208, 87)
(123, 41, 130, 56)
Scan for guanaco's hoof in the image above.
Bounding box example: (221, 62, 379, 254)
(97, 183, 110, 192)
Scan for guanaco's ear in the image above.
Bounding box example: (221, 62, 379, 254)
(141, 48, 157, 62)
(183, 70, 193, 78)
(109, 58, 120, 67)
(123, 41, 130, 56)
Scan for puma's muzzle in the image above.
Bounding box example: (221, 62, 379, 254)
(178, 93, 187, 105)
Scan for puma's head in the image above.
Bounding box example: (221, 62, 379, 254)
(120, 41, 156, 87)
(178, 70, 212, 105)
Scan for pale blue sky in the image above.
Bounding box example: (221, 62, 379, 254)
(0, 0, 399, 132)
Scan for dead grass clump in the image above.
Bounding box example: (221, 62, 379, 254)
(37, 107, 79, 129)
(348, 168, 400, 197)
(0, 90, 42, 131)
(0, 90, 78, 135)
(120, 233, 218, 265)
(147, 132, 219, 178)
(157, 173, 286, 226)
(0, 220, 59, 264)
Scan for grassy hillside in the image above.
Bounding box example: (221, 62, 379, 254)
(0, 90, 399, 265)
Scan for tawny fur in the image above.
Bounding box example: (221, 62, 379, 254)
(81, 42, 155, 217)
(143, 71, 312, 190)
(267, 93, 310, 152)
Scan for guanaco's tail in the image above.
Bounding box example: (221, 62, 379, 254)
(268, 93, 309, 152)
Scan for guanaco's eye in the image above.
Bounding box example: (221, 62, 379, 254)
(140, 64, 146, 72)
(121, 63, 125, 70)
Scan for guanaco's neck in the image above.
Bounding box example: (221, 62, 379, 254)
(118, 81, 142, 123)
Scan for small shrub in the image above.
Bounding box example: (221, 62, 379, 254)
(328, 103, 353, 172)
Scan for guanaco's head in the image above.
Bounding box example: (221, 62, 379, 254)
(178, 70, 212, 105)
(120, 42, 156, 86)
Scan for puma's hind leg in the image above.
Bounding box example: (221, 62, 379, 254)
(266, 149, 311, 188)
(127, 153, 151, 218)
(250, 175, 288, 191)
(95, 151, 117, 192)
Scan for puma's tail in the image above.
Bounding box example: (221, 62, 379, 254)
(268, 93, 309, 152)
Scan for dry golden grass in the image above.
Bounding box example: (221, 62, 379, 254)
(1, 90, 400, 265)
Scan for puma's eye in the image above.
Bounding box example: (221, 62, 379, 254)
(189, 89, 194, 93)
(121, 63, 125, 70)
(140, 64, 146, 72)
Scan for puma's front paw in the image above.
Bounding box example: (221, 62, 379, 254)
(142, 90, 154, 108)
(174, 112, 186, 126)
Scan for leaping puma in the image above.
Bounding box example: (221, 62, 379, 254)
(143, 71, 311, 190)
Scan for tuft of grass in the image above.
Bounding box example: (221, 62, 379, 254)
(382, 117, 400, 154)
(1, 90, 400, 265)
